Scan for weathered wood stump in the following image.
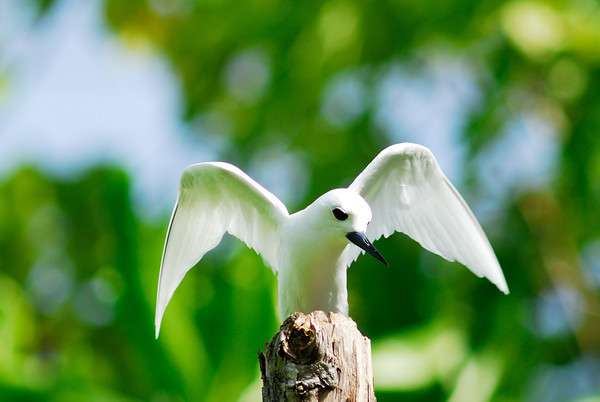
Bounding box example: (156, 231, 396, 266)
(259, 311, 376, 401)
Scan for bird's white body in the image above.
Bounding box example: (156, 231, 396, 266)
(277, 216, 349, 317)
(277, 189, 371, 317)
(154, 143, 509, 337)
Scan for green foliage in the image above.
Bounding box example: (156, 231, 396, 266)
(3, 0, 600, 401)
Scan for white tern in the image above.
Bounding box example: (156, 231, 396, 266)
(155, 143, 508, 337)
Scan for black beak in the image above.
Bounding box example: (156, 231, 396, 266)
(346, 232, 388, 266)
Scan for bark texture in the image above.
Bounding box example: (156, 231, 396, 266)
(259, 311, 376, 402)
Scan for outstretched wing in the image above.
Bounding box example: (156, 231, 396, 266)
(344, 143, 508, 294)
(155, 162, 289, 337)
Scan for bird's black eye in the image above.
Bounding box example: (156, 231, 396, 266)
(332, 208, 348, 221)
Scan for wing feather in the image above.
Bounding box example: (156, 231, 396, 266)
(346, 143, 508, 294)
(155, 162, 288, 337)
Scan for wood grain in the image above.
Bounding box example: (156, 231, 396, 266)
(260, 311, 376, 401)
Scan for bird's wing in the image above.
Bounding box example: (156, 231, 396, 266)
(343, 143, 508, 294)
(155, 162, 289, 337)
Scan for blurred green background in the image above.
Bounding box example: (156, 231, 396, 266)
(1, 0, 600, 401)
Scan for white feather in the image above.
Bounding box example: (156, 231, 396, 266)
(155, 144, 509, 337)
(154, 162, 288, 337)
(345, 143, 509, 294)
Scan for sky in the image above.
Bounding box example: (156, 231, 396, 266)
(0, 0, 559, 220)
(0, 0, 217, 216)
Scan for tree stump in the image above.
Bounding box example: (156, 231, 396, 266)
(259, 311, 376, 401)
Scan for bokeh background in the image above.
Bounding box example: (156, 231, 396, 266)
(1, 0, 600, 401)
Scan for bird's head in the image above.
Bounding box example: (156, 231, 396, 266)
(314, 189, 387, 266)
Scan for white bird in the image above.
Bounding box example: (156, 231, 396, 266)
(154, 143, 508, 337)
